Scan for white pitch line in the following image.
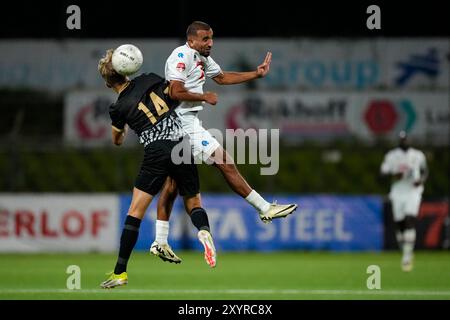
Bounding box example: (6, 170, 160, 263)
(1, 289, 450, 296)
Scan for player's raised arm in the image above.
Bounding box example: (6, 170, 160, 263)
(257, 51, 272, 77)
(212, 52, 272, 85)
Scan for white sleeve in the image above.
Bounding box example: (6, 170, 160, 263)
(420, 151, 429, 180)
(205, 56, 222, 78)
(420, 152, 427, 169)
(380, 153, 393, 174)
(412, 156, 421, 181)
(165, 51, 190, 82)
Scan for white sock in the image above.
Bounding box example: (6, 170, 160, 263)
(402, 229, 416, 260)
(245, 190, 271, 213)
(155, 220, 169, 245)
(396, 231, 403, 247)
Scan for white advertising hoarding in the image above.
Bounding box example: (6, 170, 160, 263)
(64, 90, 449, 146)
(0, 194, 119, 252)
(199, 91, 449, 145)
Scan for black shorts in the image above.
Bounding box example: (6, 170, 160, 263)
(134, 139, 199, 196)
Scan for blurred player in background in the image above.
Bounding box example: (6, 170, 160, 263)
(380, 131, 428, 272)
(151, 21, 298, 263)
(97, 49, 217, 288)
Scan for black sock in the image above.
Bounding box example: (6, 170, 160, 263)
(114, 215, 141, 274)
(190, 207, 210, 233)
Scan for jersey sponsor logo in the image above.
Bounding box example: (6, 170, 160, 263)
(196, 61, 205, 80)
(176, 62, 186, 72)
(202, 140, 209, 146)
(177, 52, 184, 58)
(397, 163, 410, 173)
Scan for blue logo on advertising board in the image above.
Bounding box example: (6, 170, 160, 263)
(395, 48, 439, 86)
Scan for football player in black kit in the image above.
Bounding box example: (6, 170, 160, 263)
(98, 49, 217, 289)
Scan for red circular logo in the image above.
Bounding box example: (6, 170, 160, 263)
(364, 100, 398, 134)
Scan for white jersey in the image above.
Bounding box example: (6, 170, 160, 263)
(380, 147, 427, 197)
(165, 43, 222, 112)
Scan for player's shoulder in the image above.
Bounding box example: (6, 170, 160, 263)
(206, 55, 218, 63)
(410, 147, 426, 158)
(133, 72, 165, 84)
(409, 147, 422, 152)
(129, 73, 166, 93)
(109, 99, 121, 113)
(385, 148, 400, 157)
(169, 44, 194, 60)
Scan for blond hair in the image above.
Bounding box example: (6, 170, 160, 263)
(98, 49, 127, 87)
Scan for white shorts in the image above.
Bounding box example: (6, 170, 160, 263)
(176, 109, 220, 164)
(389, 193, 422, 222)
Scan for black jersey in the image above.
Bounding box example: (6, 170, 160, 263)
(109, 73, 184, 145)
(109, 72, 177, 134)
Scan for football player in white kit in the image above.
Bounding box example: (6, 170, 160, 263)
(380, 131, 428, 271)
(150, 21, 298, 266)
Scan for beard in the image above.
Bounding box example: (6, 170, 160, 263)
(200, 48, 211, 57)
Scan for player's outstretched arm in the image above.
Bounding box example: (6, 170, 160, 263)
(213, 52, 272, 85)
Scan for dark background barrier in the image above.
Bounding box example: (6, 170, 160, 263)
(383, 199, 450, 250)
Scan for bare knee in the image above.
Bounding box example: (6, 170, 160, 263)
(183, 194, 202, 214)
(128, 188, 153, 219)
(129, 199, 149, 218)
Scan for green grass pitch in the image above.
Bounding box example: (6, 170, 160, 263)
(0, 251, 449, 300)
